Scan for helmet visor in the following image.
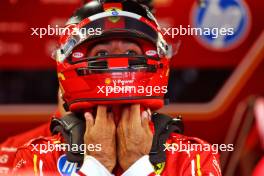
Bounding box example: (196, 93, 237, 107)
(54, 11, 160, 62)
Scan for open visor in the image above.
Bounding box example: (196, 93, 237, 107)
(54, 11, 169, 62)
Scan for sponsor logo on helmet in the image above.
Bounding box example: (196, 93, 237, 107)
(113, 79, 134, 85)
(111, 9, 119, 16)
(105, 78, 112, 85)
(72, 52, 84, 58)
(146, 50, 157, 56)
(106, 8, 121, 23)
(192, 0, 251, 50)
(104, 78, 134, 86)
(57, 154, 80, 176)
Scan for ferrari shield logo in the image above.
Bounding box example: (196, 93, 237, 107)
(153, 162, 165, 175)
(107, 8, 121, 23)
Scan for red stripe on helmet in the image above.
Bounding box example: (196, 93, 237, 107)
(139, 17, 158, 32)
(59, 24, 77, 45)
(108, 58, 128, 68)
(77, 18, 91, 29)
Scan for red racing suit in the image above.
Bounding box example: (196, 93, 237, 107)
(12, 130, 222, 176)
(0, 110, 61, 175)
(0, 123, 51, 175)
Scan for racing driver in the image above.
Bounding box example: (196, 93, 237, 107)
(12, 0, 222, 175)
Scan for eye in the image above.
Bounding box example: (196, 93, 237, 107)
(126, 50, 138, 55)
(95, 50, 109, 57)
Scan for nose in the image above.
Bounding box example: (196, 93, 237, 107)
(111, 40, 124, 54)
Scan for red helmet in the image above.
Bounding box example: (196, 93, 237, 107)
(53, 0, 171, 112)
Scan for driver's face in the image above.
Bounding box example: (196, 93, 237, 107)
(88, 39, 143, 57)
(87, 39, 143, 122)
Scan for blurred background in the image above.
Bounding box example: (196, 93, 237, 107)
(0, 0, 263, 175)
